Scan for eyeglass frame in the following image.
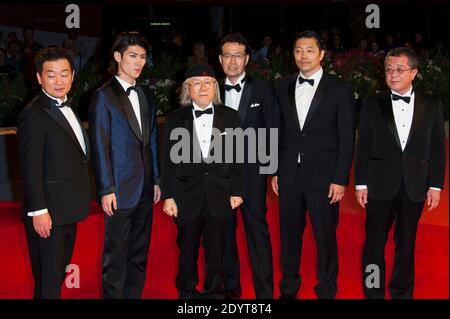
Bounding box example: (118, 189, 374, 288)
(384, 67, 417, 75)
(220, 52, 248, 60)
(186, 79, 217, 90)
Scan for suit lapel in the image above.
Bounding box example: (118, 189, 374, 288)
(180, 106, 198, 162)
(287, 74, 301, 132)
(406, 91, 426, 146)
(303, 74, 329, 130)
(237, 77, 252, 123)
(379, 92, 402, 149)
(109, 77, 143, 142)
(209, 104, 225, 159)
(72, 110, 90, 159)
(220, 80, 226, 105)
(137, 87, 150, 145)
(40, 93, 87, 158)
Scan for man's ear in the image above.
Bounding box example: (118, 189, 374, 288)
(113, 51, 122, 63)
(36, 72, 42, 85)
(245, 54, 249, 66)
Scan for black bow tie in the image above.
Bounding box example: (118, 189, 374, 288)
(126, 85, 139, 96)
(224, 77, 246, 92)
(298, 76, 314, 86)
(225, 83, 242, 92)
(56, 100, 71, 108)
(194, 108, 213, 118)
(391, 93, 411, 103)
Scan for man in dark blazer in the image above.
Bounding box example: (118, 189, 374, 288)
(218, 33, 279, 299)
(17, 47, 90, 299)
(162, 64, 245, 299)
(355, 47, 446, 299)
(89, 32, 161, 299)
(271, 31, 355, 299)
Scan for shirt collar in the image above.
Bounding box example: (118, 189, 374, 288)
(391, 86, 414, 97)
(225, 72, 246, 86)
(42, 89, 67, 106)
(192, 102, 214, 112)
(298, 67, 323, 86)
(115, 75, 136, 92)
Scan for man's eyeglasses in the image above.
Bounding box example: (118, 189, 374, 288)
(385, 67, 415, 75)
(221, 53, 247, 60)
(187, 79, 216, 89)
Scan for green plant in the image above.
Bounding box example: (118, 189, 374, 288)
(0, 74, 27, 127)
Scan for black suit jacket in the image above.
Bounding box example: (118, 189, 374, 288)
(161, 104, 245, 223)
(354, 91, 446, 202)
(220, 75, 280, 192)
(17, 91, 91, 226)
(275, 72, 355, 189)
(89, 77, 160, 209)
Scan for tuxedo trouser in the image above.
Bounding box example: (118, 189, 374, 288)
(223, 176, 274, 299)
(175, 199, 228, 297)
(279, 165, 339, 299)
(24, 217, 77, 299)
(362, 180, 424, 299)
(102, 182, 153, 299)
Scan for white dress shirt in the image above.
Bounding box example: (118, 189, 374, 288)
(295, 68, 323, 130)
(28, 90, 87, 217)
(115, 75, 142, 133)
(192, 102, 214, 158)
(224, 72, 246, 111)
(295, 67, 323, 162)
(355, 86, 440, 191)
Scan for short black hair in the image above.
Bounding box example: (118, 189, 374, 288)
(220, 33, 250, 55)
(385, 47, 419, 69)
(34, 47, 74, 74)
(110, 31, 149, 73)
(293, 30, 324, 51)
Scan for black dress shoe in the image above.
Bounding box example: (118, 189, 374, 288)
(178, 288, 201, 299)
(279, 293, 296, 300)
(223, 287, 242, 299)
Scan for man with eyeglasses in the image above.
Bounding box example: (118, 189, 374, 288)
(161, 64, 245, 299)
(355, 47, 445, 299)
(218, 33, 279, 299)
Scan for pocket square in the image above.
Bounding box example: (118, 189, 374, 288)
(250, 103, 260, 108)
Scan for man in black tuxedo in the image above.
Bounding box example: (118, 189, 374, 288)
(355, 47, 446, 299)
(89, 32, 161, 298)
(271, 31, 355, 299)
(219, 33, 279, 299)
(17, 47, 90, 299)
(162, 64, 245, 299)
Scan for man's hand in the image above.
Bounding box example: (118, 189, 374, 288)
(33, 213, 52, 238)
(427, 189, 441, 211)
(230, 196, 243, 209)
(163, 198, 178, 217)
(154, 185, 161, 204)
(328, 183, 345, 204)
(101, 193, 117, 216)
(356, 188, 368, 208)
(271, 176, 279, 196)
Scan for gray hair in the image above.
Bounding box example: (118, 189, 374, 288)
(384, 47, 419, 69)
(179, 79, 223, 107)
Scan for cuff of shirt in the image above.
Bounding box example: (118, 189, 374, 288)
(429, 187, 441, 191)
(355, 185, 368, 190)
(27, 208, 48, 217)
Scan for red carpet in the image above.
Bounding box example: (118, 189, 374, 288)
(0, 142, 448, 299)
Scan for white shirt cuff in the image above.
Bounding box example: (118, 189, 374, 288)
(27, 208, 48, 217)
(429, 187, 441, 192)
(355, 185, 368, 190)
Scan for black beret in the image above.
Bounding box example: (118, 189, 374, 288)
(185, 63, 215, 80)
